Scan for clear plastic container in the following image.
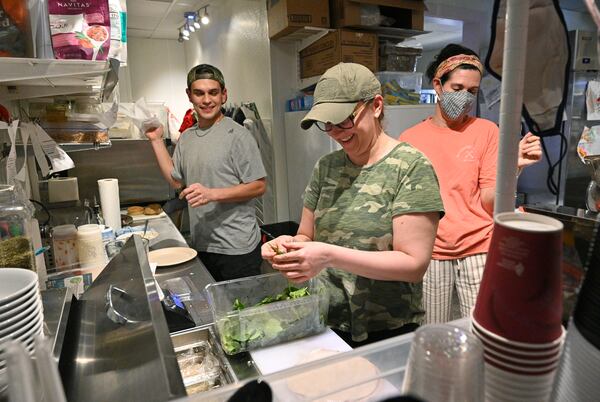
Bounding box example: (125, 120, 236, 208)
(188, 328, 414, 401)
(379, 44, 423, 72)
(51, 224, 79, 270)
(376, 71, 423, 105)
(205, 273, 329, 355)
(0, 185, 36, 271)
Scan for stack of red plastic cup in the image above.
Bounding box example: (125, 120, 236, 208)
(471, 212, 565, 402)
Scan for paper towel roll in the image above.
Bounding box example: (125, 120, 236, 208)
(98, 178, 122, 231)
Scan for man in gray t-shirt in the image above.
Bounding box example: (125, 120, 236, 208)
(145, 64, 267, 281)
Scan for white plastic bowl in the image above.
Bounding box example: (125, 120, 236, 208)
(0, 269, 37, 305)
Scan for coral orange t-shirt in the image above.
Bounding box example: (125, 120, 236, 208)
(399, 117, 498, 260)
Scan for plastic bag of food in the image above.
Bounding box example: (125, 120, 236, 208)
(0, 0, 34, 57)
(48, 0, 110, 60)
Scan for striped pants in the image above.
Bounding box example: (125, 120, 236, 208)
(423, 253, 487, 324)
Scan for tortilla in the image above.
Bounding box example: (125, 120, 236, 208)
(287, 349, 380, 401)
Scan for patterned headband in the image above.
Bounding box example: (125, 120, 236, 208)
(434, 54, 483, 81)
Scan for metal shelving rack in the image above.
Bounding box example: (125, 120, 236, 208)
(0, 58, 120, 152)
(273, 25, 428, 91)
(0, 57, 119, 102)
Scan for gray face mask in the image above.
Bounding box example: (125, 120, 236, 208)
(439, 90, 476, 121)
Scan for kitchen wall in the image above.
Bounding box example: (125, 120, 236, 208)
(183, 0, 273, 122)
(122, 37, 190, 122)
(183, 0, 282, 220)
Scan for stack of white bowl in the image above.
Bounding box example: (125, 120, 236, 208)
(0, 268, 44, 377)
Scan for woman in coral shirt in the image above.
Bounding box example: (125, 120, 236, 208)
(400, 44, 542, 324)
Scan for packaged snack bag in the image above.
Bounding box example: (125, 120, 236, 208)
(48, 0, 110, 60)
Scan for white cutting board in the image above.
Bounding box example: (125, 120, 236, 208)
(250, 328, 351, 375)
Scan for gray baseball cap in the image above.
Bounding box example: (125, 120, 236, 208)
(301, 63, 381, 130)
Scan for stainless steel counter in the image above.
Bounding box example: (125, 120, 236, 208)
(147, 216, 215, 326)
(33, 214, 260, 402)
(145, 216, 260, 382)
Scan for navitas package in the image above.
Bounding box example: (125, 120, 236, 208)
(0, 0, 33, 57)
(48, 0, 110, 60)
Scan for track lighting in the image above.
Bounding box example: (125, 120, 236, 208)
(185, 13, 196, 32)
(201, 7, 210, 25)
(178, 5, 210, 40)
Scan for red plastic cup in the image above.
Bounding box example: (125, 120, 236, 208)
(473, 212, 564, 343)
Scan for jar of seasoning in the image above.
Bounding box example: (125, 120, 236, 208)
(0, 184, 36, 271)
(52, 224, 79, 270)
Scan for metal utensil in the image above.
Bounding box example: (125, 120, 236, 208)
(142, 220, 149, 239)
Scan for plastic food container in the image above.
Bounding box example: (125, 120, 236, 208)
(376, 71, 423, 105)
(205, 273, 329, 355)
(379, 44, 423, 72)
(51, 224, 79, 270)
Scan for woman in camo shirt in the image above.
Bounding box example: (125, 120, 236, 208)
(262, 63, 445, 347)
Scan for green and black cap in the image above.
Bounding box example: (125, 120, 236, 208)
(187, 64, 225, 89)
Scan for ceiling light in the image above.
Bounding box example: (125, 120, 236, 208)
(194, 17, 201, 29)
(182, 35, 190, 41)
(188, 23, 195, 32)
(178, 33, 184, 43)
(185, 12, 197, 29)
(201, 7, 209, 25)
(181, 26, 190, 36)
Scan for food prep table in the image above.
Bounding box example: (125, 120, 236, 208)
(29, 213, 453, 402)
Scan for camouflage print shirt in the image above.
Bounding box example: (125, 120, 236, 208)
(303, 143, 444, 342)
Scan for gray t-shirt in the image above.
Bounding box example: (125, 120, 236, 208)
(172, 117, 266, 254)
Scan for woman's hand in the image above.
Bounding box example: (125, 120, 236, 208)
(261, 235, 295, 261)
(518, 132, 542, 169)
(270, 241, 331, 283)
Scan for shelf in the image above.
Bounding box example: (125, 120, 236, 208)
(298, 76, 320, 92)
(0, 58, 119, 102)
(345, 25, 428, 41)
(58, 140, 112, 153)
(272, 26, 335, 44)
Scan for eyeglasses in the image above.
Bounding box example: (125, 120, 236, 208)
(315, 100, 371, 132)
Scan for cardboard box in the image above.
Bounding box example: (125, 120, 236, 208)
(299, 29, 378, 78)
(330, 0, 425, 31)
(268, 0, 330, 40)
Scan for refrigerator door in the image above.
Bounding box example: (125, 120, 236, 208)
(284, 111, 340, 222)
(561, 70, 599, 208)
(283, 105, 436, 221)
(384, 104, 436, 138)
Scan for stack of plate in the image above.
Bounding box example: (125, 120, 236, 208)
(0, 268, 44, 374)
